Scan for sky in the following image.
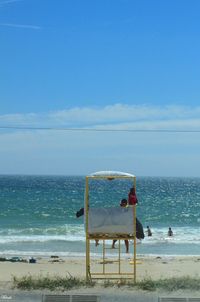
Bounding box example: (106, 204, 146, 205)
(0, 0, 200, 176)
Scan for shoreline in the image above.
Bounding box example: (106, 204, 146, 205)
(1, 251, 200, 259)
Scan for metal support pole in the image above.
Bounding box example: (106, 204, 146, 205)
(85, 177, 90, 281)
(118, 239, 121, 274)
(103, 240, 105, 274)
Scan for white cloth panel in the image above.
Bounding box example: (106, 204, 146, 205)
(88, 207, 134, 234)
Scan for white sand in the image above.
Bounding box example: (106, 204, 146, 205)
(1, 255, 200, 282)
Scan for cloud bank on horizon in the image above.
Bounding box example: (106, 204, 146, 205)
(0, 104, 200, 177)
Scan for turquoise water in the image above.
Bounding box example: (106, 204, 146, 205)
(0, 175, 200, 257)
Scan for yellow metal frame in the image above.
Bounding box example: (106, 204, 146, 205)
(85, 173, 137, 282)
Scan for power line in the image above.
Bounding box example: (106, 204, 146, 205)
(0, 126, 200, 133)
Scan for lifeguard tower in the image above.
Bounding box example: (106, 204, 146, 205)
(85, 171, 137, 282)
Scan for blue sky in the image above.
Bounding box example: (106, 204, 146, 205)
(0, 0, 200, 176)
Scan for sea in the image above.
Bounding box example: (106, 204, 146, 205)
(0, 175, 200, 258)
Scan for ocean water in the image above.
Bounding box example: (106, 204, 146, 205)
(0, 175, 200, 258)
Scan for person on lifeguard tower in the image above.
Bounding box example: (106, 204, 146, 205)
(111, 199, 129, 253)
(128, 187, 138, 205)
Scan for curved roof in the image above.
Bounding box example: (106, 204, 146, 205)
(89, 171, 135, 177)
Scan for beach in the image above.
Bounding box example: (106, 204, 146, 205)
(1, 255, 200, 302)
(1, 255, 200, 283)
(1, 256, 200, 302)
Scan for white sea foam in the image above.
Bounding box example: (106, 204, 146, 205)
(1, 225, 200, 245)
(0, 234, 86, 244)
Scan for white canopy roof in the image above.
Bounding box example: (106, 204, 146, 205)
(89, 171, 135, 177)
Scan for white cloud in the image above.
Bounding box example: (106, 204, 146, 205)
(0, 0, 23, 7)
(0, 23, 41, 30)
(0, 104, 200, 131)
(51, 104, 200, 124)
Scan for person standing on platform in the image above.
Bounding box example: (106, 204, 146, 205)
(128, 187, 138, 205)
(111, 199, 129, 253)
